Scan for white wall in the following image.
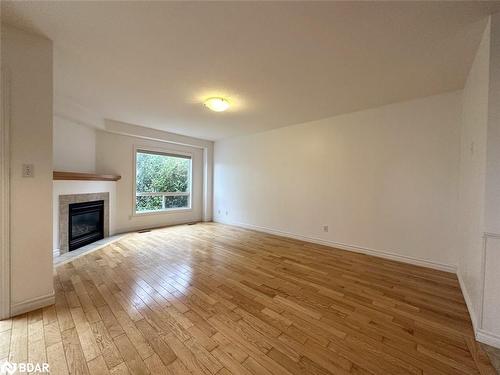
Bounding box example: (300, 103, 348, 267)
(214, 91, 462, 270)
(53, 181, 117, 251)
(456, 15, 500, 348)
(104, 119, 214, 222)
(484, 13, 500, 235)
(457, 19, 490, 329)
(53, 115, 96, 173)
(481, 12, 500, 344)
(2, 26, 54, 313)
(96, 130, 204, 233)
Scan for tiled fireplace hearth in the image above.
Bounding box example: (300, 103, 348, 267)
(59, 192, 109, 254)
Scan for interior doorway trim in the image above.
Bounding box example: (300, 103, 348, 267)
(0, 70, 11, 320)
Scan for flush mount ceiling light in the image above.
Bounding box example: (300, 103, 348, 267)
(204, 97, 230, 112)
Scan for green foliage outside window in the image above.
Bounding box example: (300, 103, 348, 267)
(135, 151, 191, 212)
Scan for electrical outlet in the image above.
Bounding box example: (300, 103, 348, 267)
(323, 225, 329, 232)
(225, 210, 229, 216)
(22, 164, 34, 177)
(218, 209, 221, 215)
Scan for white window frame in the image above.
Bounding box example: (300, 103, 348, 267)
(133, 145, 193, 216)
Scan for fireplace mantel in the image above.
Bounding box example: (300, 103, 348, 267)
(53, 171, 121, 181)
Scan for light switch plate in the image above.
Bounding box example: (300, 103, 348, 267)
(22, 164, 34, 177)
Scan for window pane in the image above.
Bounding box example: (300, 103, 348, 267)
(135, 150, 192, 213)
(136, 196, 163, 212)
(164, 195, 189, 209)
(136, 152, 190, 193)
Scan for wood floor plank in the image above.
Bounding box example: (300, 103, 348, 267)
(90, 320, 124, 369)
(110, 362, 131, 375)
(166, 359, 194, 375)
(162, 332, 207, 375)
(143, 353, 173, 375)
(8, 314, 28, 364)
(98, 305, 125, 339)
(0, 329, 11, 360)
(113, 334, 150, 375)
(27, 313, 47, 369)
(134, 319, 176, 366)
(70, 307, 101, 362)
(61, 327, 90, 375)
(44, 321, 63, 348)
(46, 342, 70, 375)
(87, 355, 111, 375)
(211, 347, 254, 375)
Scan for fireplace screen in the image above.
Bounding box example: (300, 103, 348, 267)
(68, 200, 104, 251)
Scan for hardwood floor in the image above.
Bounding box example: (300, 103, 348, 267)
(483, 345, 500, 373)
(0, 223, 496, 374)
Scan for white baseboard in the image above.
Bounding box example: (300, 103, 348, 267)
(456, 269, 479, 333)
(215, 219, 456, 273)
(477, 329, 500, 348)
(457, 269, 500, 349)
(456, 256, 500, 349)
(10, 292, 55, 317)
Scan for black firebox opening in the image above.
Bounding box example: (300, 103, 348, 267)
(68, 200, 104, 251)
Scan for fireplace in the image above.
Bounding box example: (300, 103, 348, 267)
(68, 200, 104, 251)
(58, 192, 109, 254)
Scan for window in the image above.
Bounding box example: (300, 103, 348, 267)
(135, 149, 192, 213)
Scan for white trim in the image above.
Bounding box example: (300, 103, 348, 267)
(454, 235, 500, 349)
(476, 329, 500, 348)
(132, 144, 193, 216)
(202, 146, 212, 222)
(477, 329, 500, 349)
(136, 192, 190, 197)
(476, 231, 500, 348)
(10, 292, 55, 317)
(0, 70, 11, 320)
(215, 219, 456, 273)
(136, 146, 194, 159)
(479, 232, 488, 330)
(133, 207, 193, 217)
(457, 269, 478, 333)
(479, 232, 500, 329)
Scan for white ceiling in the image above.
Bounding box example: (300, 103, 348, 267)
(2, 1, 499, 140)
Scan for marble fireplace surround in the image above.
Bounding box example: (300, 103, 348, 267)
(59, 192, 110, 254)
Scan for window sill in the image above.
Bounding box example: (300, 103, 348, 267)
(132, 207, 193, 217)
